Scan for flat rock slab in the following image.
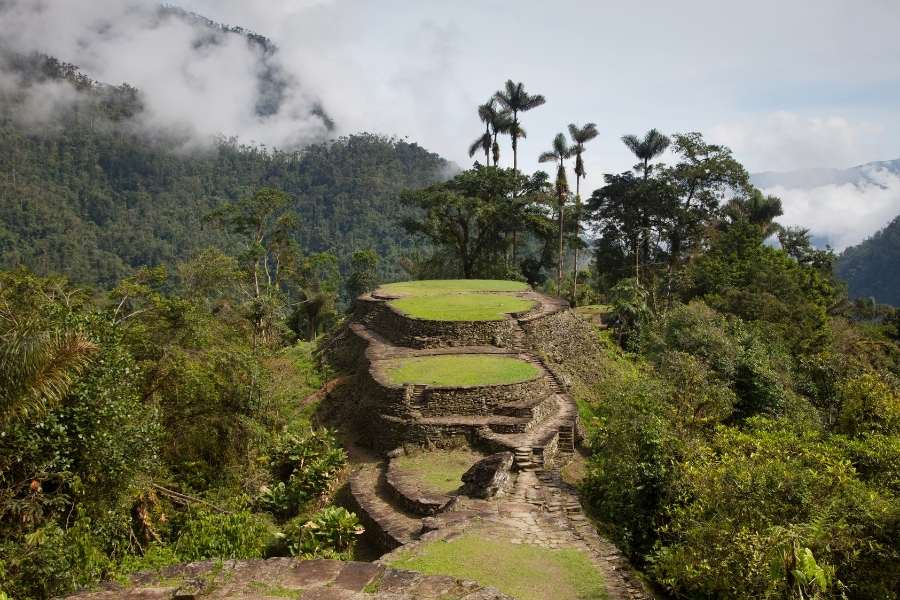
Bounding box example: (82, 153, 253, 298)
(64, 558, 513, 600)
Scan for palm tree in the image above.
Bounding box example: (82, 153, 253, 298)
(621, 128, 670, 180)
(1, 308, 97, 423)
(539, 133, 574, 296)
(468, 132, 492, 166)
(568, 123, 599, 304)
(494, 80, 546, 172)
(488, 107, 514, 167)
(468, 100, 500, 166)
(725, 189, 783, 237)
(621, 128, 671, 281)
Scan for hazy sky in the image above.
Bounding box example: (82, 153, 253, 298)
(2, 0, 900, 248)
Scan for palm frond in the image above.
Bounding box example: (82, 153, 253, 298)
(538, 151, 558, 163)
(1, 321, 98, 422)
(569, 122, 599, 144)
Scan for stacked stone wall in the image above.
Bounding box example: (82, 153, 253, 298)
(359, 297, 517, 348)
(418, 376, 550, 416)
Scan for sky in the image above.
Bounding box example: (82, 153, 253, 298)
(2, 0, 900, 249)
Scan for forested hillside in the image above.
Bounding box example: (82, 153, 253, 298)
(0, 53, 451, 288)
(836, 215, 900, 305)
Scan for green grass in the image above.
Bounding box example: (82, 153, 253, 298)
(574, 304, 612, 317)
(393, 449, 482, 494)
(382, 354, 539, 387)
(389, 293, 534, 321)
(388, 533, 607, 600)
(378, 279, 528, 297)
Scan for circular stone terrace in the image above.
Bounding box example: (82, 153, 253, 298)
(340, 279, 651, 600)
(376, 279, 535, 322)
(379, 354, 541, 387)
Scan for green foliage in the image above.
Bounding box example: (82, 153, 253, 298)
(684, 220, 837, 353)
(836, 214, 900, 305)
(0, 64, 450, 288)
(259, 429, 346, 519)
(582, 374, 678, 556)
(344, 249, 380, 301)
(649, 419, 899, 599)
(171, 509, 274, 562)
(0, 519, 114, 600)
(836, 371, 900, 436)
(0, 267, 343, 599)
(283, 506, 363, 559)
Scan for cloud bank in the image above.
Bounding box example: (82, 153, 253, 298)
(0, 0, 332, 147)
(760, 166, 900, 251)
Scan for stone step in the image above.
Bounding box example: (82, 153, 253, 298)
(348, 464, 422, 551)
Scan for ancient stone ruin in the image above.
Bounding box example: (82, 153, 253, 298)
(324, 282, 651, 599)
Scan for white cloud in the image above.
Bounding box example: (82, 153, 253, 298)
(710, 112, 887, 172)
(763, 167, 900, 250)
(0, 0, 331, 148)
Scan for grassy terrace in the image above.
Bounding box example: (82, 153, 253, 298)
(393, 448, 482, 494)
(377, 279, 534, 321)
(382, 354, 539, 387)
(378, 279, 529, 297)
(389, 292, 534, 321)
(388, 533, 607, 600)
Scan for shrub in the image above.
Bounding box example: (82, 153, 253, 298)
(581, 376, 679, 557)
(649, 420, 899, 599)
(0, 519, 114, 600)
(837, 371, 900, 436)
(259, 429, 345, 519)
(283, 506, 363, 559)
(171, 509, 274, 561)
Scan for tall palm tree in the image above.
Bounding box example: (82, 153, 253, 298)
(468, 132, 492, 166)
(468, 100, 501, 166)
(621, 128, 670, 180)
(494, 80, 546, 172)
(725, 189, 783, 237)
(621, 128, 671, 282)
(488, 107, 514, 167)
(539, 133, 573, 296)
(567, 123, 599, 304)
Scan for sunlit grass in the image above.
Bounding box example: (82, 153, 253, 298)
(378, 279, 528, 297)
(389, 533, 607, 600)
(389, 292, 534, 321)
(382, 354, 539, 387)
(393, 449, 482, 494)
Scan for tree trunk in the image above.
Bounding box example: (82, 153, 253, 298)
(558, 191, 565, 298)
(572, 176, 581, 306)
(512, 112, 519, 172)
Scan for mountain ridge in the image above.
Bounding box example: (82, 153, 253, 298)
(751, 158, 900, 190)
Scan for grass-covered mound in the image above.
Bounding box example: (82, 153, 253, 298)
(378, 279, 528, 297)
(388, 533, 607, 600)
(389, 293, 534, 321)
(393, 449, 482, 494)
(382, 354, 539, 386)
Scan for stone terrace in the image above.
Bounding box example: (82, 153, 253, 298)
(334, 283, 652, 600)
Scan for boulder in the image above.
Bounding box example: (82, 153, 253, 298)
(461, 452, 514, 498)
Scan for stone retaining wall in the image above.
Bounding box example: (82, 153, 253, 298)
(417, 376, 551, 417)
(385, 457, 454, 516)
(357, 297, 517, 348)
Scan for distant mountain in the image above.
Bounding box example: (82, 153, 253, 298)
(751, 158, 900, 190)
(836, 215, 900, 306)
(0, 55, 449, 287)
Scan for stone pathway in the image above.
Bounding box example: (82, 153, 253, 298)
(66, 558, 515, 599)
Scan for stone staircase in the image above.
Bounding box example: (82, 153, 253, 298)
(348, 464, 423, 550)
(405, 384, 428, 408)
